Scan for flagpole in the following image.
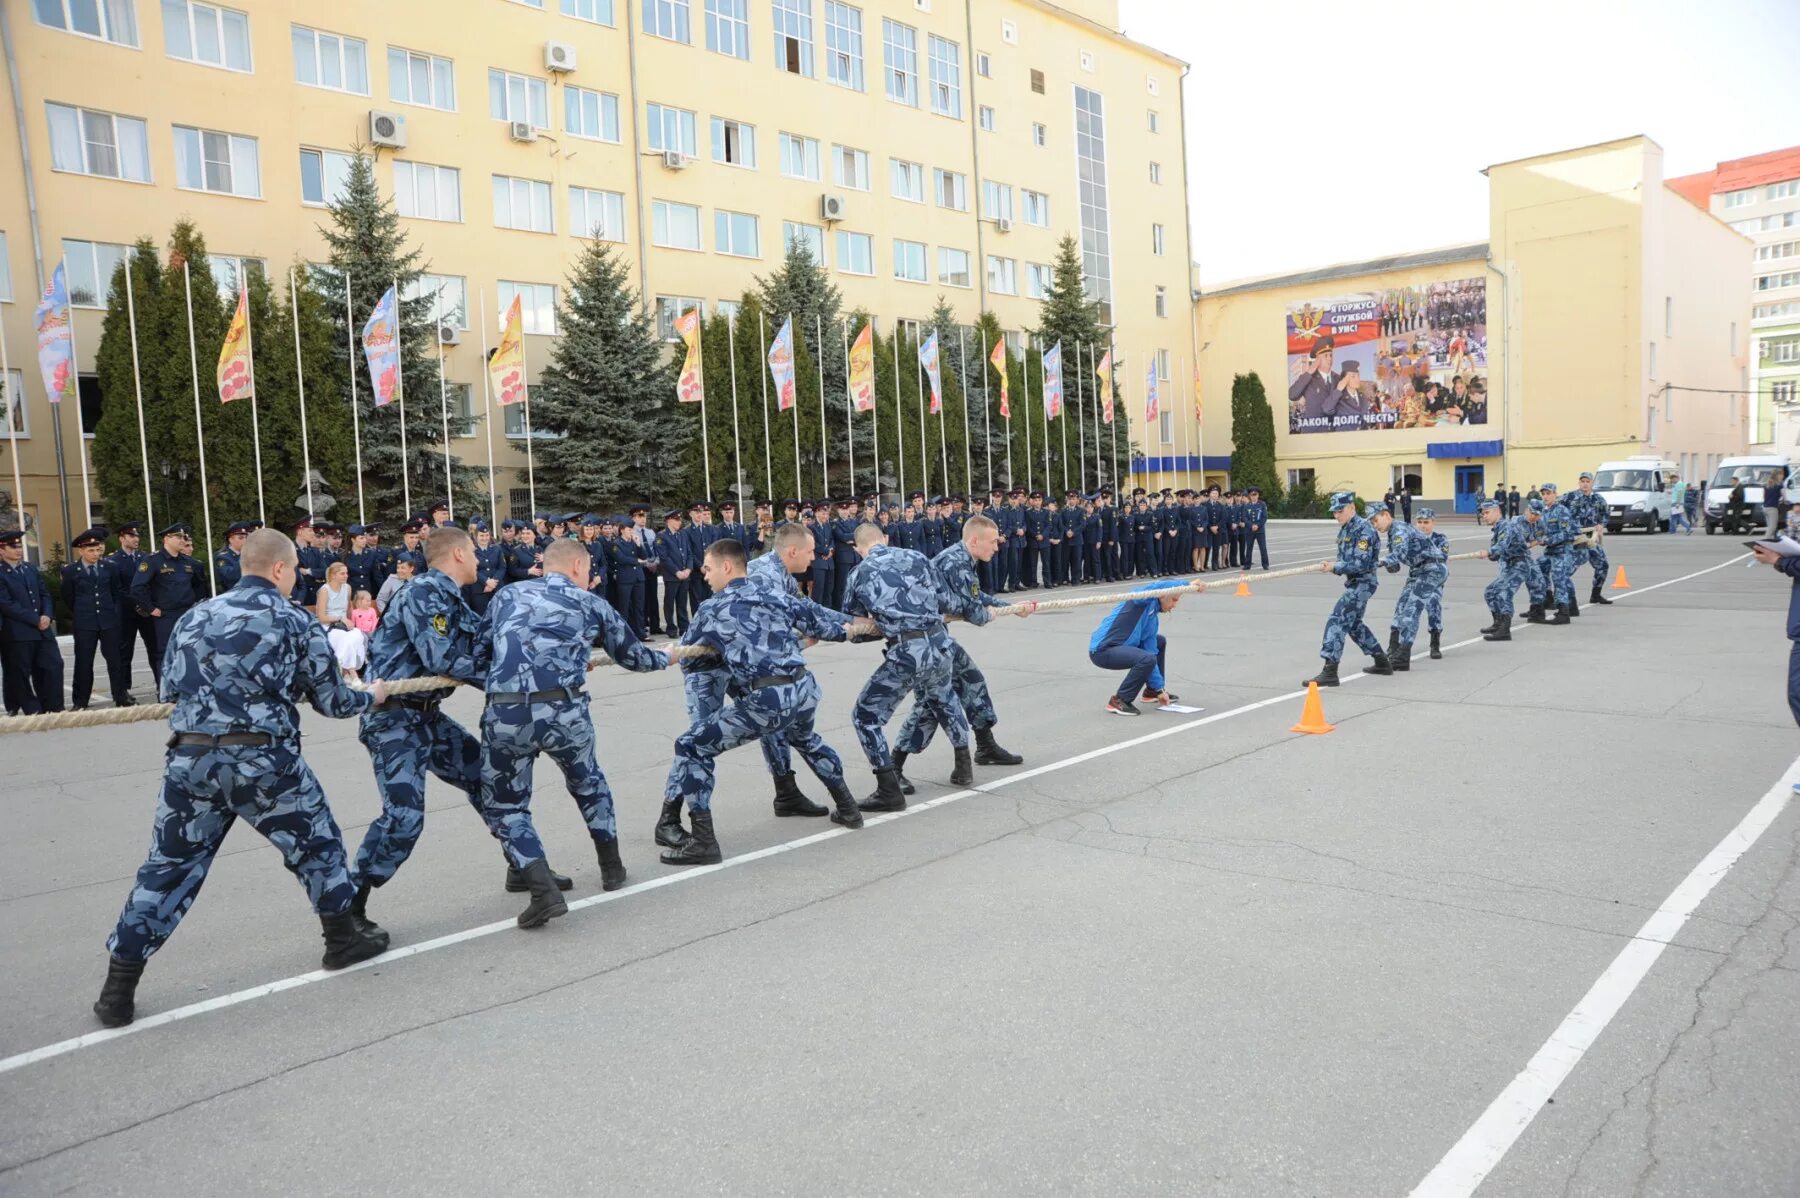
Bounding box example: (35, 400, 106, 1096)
(978, 329, 992, 493)
(519, 311, 535, 520)
(181, 262, 217, 593)
(59, 254, 94, 528)
(1077, 342, 1088, 493)
(1038, 339, 1050, 492)
(697, 308, 713, 504)
(1180, 355, 1192, 494)
(914, 334, 929, 495)
(123, 251, 154, 530)
(1, 315, 24, 541)
(815, 313, 828, 497)
(241, 279, 266, 525)
(477, 288, 498, 529)
(1110, 333, 1121, 495)
(788, 314, 801, 500)
(726, 312, 743, 501)
(393, 275, 410, 516)
(1022, 335, 1033, 493)
(344, 269, 366, 524)
(840, 322, 854, 496)
(957, 328, 971, 497)
(435, 308, 454, 520)
(290, 268, 315, 519)
(758, 311, 773, 501)
(891, 325, 904, 498)
(1060, 369, 1070, 497)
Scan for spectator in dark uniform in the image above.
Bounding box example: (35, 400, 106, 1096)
(1, 527, 64, 713)
(128, 522, 211, 684)
(109, 520, 156, 688)
(62, 526, 134, 709)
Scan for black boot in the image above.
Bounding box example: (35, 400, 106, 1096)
(1568, 592, 1581, 617)
(1391, 642, 1411, 672)
(1483, 614, 1512, 641)
(891, 749, 916, 796)
(857, 768, 908, 813)
(950, 745, 974, 786)
(320, 910, 390, 969)
(771, 771, 829, 818)
(1306, 659, 1341, 688)
(505, 862, 573, 893)
(660, 810, 723, 865)
(654, 798, 689, 849)
(1386, 630, 1400, 658)
(595, 836, 628, 892)
(349, 882, 381, 934)
(1366, 650, 1395, 676)
(1478, 608, 1500, 635)
(826, 780, 864, 829)
(92, 956, 145, 1028)
(514, 858, 570, 927)
(1590, 583, 1613, 606)
(973, 725, 1023, 766)
(1548, 603, 1571, 625)
(1429, 630, 1443, 659)
(1526, 603, 1550, 624)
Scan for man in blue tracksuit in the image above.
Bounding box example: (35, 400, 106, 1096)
(1088, 580, 1189, 716)
(1750, 540, 1800, 734)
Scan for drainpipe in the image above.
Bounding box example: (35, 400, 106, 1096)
(1486, 255, 1511, 488)
(623, 1, 651, 309)
(963, 0, 987, 314)
(1177, 64, 1200, 486)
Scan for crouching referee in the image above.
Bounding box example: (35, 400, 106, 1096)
(1088, 581, 1190, 715)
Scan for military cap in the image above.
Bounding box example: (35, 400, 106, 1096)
(1326, 491, 1356, 513)
(0, 528, 22, 546)
(429, 498, 450, 514)
(226, 520, 259, 536)
(562, 511, 584, 524)
(114, 520, 143, 536)
(718, 500, 737, 510)
(1247, 486, 1261, 496)
(1310, 335, 1335, 355)
(1413, 507, 1436, 521)
(346, 523, 367, 536)
(689, 500, 710, 513)
(1028, 490, 1044, 500)
(534, 511, 553, 522)
(159, 521, 194, 537)
(365, 523, 384, 535)
(989, 487, 1005, 497)
(629, 503, 650, 516)
(1365, 501, 1389, 516)
(498, 518, 519, 531)
(610, 515, 632, 527)
(663, 509, 684, 522)
(780, 499, 798, 509)
(72, 526, 106, 548)
(1132, 487, 1146, 496)
(909, 490, 925, 501)
(1479, 499, 1500, 512)
(1578, 472, 1594, 482)
(403, 517, 428, 533)
(1537, 482, 1558, 494)
(317, 520, 342, 535)
(581, 513, 604, 526)
(1338, 359, 1362, 375)
(1009, 486, 1026, 496)
(468, 517, 489, 532)
(1527, 496, 1546, 513)
(292, 516, 313, 532)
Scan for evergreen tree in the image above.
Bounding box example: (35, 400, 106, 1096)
(757, 239, 847, 482)
(1228, 372, 1282, 507)
(1034, 234, 1129, 494)
(970, 310, 1018, 494)
(530, 240, 683, 510)
(92, 239, 162, 529)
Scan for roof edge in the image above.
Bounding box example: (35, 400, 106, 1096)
(1199, 243, 1491, 299)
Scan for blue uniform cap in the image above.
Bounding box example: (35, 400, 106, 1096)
(226, 520, 259, 536)
(72, 526, 106, 548)
(1479, 499, 1499, 511)
(581, 514, 603, 527)
(1413, 507, 1436, 521)
(610, 515, 631, 527)
(1365, 501, 1389, 516)
(0, 529, 23, 546)
(347, 523, 367, 536)
(1537, 482, 1557, 494)
(1327, 491, 1356, 513)
(1578, 471, 1594, 482)
(114, 520, 143, 536)
(1527, 496, 1546, 513)
(159, 522, 194, 538)
(1247, 487, 1261, 496)
(663, 509, 684, 522)
(629, 504, 650, 516)
(468, 518, 488, 532)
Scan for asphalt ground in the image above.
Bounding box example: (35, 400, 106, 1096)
(2, 523, 1795, 1197)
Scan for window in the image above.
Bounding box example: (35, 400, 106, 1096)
(711, 117, 757, 167)
(1004, 330, 1021, 356)
(1024, 261, 1050, 299)
(34, 0, 137, 46)
(976, 52, 990, 78)
(163, 1, 252, 72)
(1152, 223, 1165, 255)
(1156, 349, 1170, 381)
(46, 103, 150, 182)
(834, 230, 873, 275)
(824, 1, 864, 90)
(1722, 188, 1756, 209)
(716, 300, 741, 322)
(394, 160, 462, 221)
(1769, 338, 1800, 365)
(1145, 74, 1159, 95)
(1755, 241, 1799, 261)
(498, 281, 558, 334)
(934, 167, 967, 210)
(570, 186, 625, 240)
(444, 382, 476, 439)
(937, 247, 970, 288)
(1287, 468, 1315, 491)
(652, 199, 703, 249)
(565, 87, 620, 141)
(299, 148, 355, 206)
(696, 0, 747, 58)
(1022, 189, 1048, 226)
(562, 0, 616, 24)
(647, 103, 699, 157)
(655, 296, 704, 340)
(78, 374, 102, 437)
(505, 395, 558, 438)
(833, 144, 869, 190)
(1756, 271, 1800, 290)
(714, 210, 760, 257)
(927, 35, 961, 117)
(1664, 296, 1674, 337)
(62, 239, 128, 307)
(1149, 161, 1163, 184)
(1029, 68, 1045, 93)
(1756, 301, 1800, 319)
(895, 317, 920, 342)
(1147, 109, 1159, 133)
(1074, 86, 1112, 314)
(0, 231, 9, 302)
(1768, 181, 1800, 201)
(405, 273, 469, 329)
(1775, 381, 1799, 406)
(1079, 49, 1093, 71)
(1032, 122, 1046, 147)
(981, 180, 1013, 221)
(772, 0, 814, 76)
(893, 238, 926, 282)
(292, 25, 368, 94)
(207, 255, 264, 301)
(1001, 18, 1017, 44)
(389, 47, 456, 111)
(782, 221, 825, 263)
(977, 106, 994, 131)
(644, 0, 692, 42)
(493, 175, 554, 233)
(1159, 409, 1172, 445)
(986, 255, 1016, 294)
(173, 125, 260, 196)
(489, 69, 549, 128)
(4, 369, 25, 438)
(890, 158, 924, 202)
(780, 132, 820, 179)
(883, 19, 917, 105)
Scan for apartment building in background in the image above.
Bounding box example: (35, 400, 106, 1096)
(0, 0, 1195, 553)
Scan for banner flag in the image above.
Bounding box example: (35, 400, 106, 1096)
(990, 338, 1009, 418)
(1146, 356, 1160, 423)
(1042, 341, 1063, 419)
(849, 322, 876, 412)
(489, 294, 528, 406)
(920, 331, 943, 415)
(362, 286, 402, 407)
(1096, 347, 1113, 425)
(768, 316, 797, 412)
(675, 306, 704, 403)
(217, 284, 254, 402)
(34, 263, 76, 404)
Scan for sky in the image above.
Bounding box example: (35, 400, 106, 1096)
(1118, 0, 1800, 288)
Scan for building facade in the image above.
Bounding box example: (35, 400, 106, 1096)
(1193, 136, 1751, 510)
(0, 0, 1195, 554)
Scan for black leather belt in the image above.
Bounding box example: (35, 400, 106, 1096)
(750, 673, 803, 689)
(385, 695, 442, 714)
(486, 686, 579, 705)
(886, 623, 945, 646)
(169, 731, 273, 749)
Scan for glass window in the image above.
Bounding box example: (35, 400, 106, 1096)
(937, 247, 970, 288)
(1149, 161, 1162, 184)
(780, 132, 820, 180)
(890, 158, 924, 202)
(772, 0, 814, 76)
(1154, 286, 1167, 318)
(834, 230, 873, 275)
(497, 281, 558, 334)
(1074, 86, 1112, 311)
(1022, 189, 1048, 226)
(207, 255, 265, 301)
(3, 369, 25, 438)
(0, 230, 10, 302)
(833, 144, 869, 190)
(893, 238, 926, 282)
(299, 148, 355, 206)
(46, 103, 151, 182)
(1032, 122, 1046, 147)
(62, 239, 128, 307)
(173, 125, 260, 197)
(1769, 180, 1800, 201)
(647, 103, 699, 156)
(565, 86, 620, 141)
(493, 175, 554, 233)
(782, 221, 825, 264)
(977, 105, 994, 131)
(1151, 223, 1164, 255)
(644, 0, 692, 42)
(824, 1, 864, 90)
(1156, 349, 1170, 381)
(162, 1, 252, 72)
(489, 69, 550, 128)
(292, 25, 368, 94)
(570, 187, 626, 241)
(986, 255, 1016, 295)
(882, 19, 917, 105)
(1024, 261, 1050, 299)
(981, 180, 1012, 221)
(927, 34, 961, 118)
(975, 51, 989, 77)
(652, 199, 703, 249)
(934, 167, 967, 210)
(394, 160, 462, 221)
(711, 117, 757, 168)
(705, 0, 749, 58)
(716, 299, 741, 322)
(714, 210, 760, 257)
(561, 0, 617, 24)
(655, 296, 704, 340)
(405, 273, 469, 329)
(388, 47, 456, 110)
(34, 0, 138, 46)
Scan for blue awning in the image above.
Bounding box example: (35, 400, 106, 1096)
(1132, 455, 1202, 472)
(1427, 439, 1503, 460)
(1202, 455, 1233, 471)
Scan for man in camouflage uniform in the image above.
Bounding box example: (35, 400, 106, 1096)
(1481, 498, 1544, 641)
(479, 538, 669, 928)
(660, 537, 864, 867)
(1536, 482, 1579, 624)
(1304, 492, 1395, 687)
(94, 530, 390, 1029)
(1384, 507, 1450, 668)
(1567, 472, 1614, 609)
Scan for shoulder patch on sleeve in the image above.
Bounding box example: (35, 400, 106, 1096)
(1356, 539, 1370, 550)
(431, 612, 449, 636)
(138, 563, 149, 572)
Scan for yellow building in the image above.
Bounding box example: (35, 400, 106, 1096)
(0, 0, 1194, 553)
(1191, 136, 1752, 511)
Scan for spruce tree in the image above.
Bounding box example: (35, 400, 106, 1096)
(757, 239, 847, 483)
(92, 239, 162, 528)
(1228, 373, 1283, 507)
(1034, 234, 1129, 494)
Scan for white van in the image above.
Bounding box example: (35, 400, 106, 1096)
(1702, 455, 1797, 535)
(1593, 457, 1679, 533)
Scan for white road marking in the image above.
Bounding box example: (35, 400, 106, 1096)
(0, 551, 1749, 1078)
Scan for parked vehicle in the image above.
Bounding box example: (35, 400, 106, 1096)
(1703, 455, 1798, 535)
(1593, 457, 1678, 532)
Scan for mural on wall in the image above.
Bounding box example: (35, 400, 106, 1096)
(1285, 277, 1489, 433)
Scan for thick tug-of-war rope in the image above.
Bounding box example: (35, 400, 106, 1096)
(0, 535, 1595, 737)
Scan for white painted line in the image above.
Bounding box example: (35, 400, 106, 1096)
(0, 551, 1748, 1077)
(1409, 754, 1799, 1198)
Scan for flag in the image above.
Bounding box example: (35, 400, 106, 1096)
(34, 263, 76, 405)
(990, 338, 1009, 418)
(1043, 341, 1063, 419)
(489, 294, 527, 406)
(1096, 348, 1113, 425)
(217, 284, 254, 402)
(920, 331, 943, 415)
(768, 316, 796, 412)
(1145, 355, 1160, 423)
(675, 306, 704, 404)
(362, 286, 401, 407)
(849, 322, 876, 412)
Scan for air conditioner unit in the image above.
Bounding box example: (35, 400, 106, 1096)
(820, 193, 847, 222)
(661, 150, 688, 170)
(545, 40, 577, 72)
(438, 323, 461, 346)
(509, 121, 538, 143)
(994, 217, 1013, 234)
(369, 110, 407, 149)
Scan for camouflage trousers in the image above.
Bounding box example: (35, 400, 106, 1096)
(353, 708, 486, 889)
(1320, 575, 1384, 662)
(854, 633, 969, 769)
(1582, 543, 1609, 587)
(665, 673, 845, 814)
(1391, 568, 1447, 646)
(1484, 558, 1544, 615)
(1537, 548, 1577, 605)
(107, 744, 354, 963)
(481, 696, 618, 868)
(684, 666, 790, 776)
(895, 639, 996, 754)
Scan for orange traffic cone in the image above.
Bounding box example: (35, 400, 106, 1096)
(1234, 575, 1253, 597)
(1289, 682, 1335, 735)
(1611, 565, 1630, 590)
